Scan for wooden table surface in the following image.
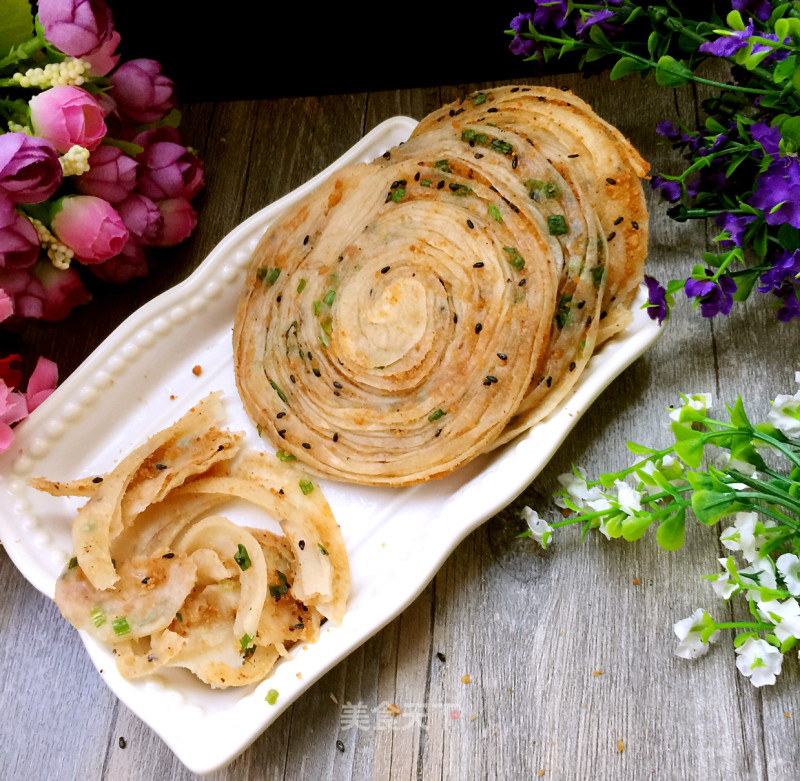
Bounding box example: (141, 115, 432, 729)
(1, 70, 798, 781)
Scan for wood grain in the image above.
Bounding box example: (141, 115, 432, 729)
(2, 68, 798, 781)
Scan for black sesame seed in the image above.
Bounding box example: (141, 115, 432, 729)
(277, 411, 286, 419)
(381, 266, 390, 274)
(141, 577, 150, 584)
(278, 429, 286, 439)
(607, 231, 616, 241)
(487, 107, 498, 113)
(586, 316, 593, 327)
(333, 381, 342, 389)
(299, 540, 305, 550)
(483, 377, 492, 386)
(302, 442, 311, 449)
(606, 177, 616, 185)
(614, 216, 624, 225)
(475, 323, 482, 334)
(568, 153, 579, 158)
(435, 428, 442, 437)
(290, 374, 296, 383)
(453, 314, 458, 324)
(474, 153, 484, 159)
(333, 432, 339, 442)
(546, 376, 552, 387)
(437, 180, 445, 189)
(631, 221, 639, 230)
(519, 278, 527, 286)
(313, 368, 321, 377)
(155, 463, 167, 470)
(336, 740, 345, 753)
(473, 261, 484, 268)
(92, 476, 103, 483)
(119, 737, 127, 749)
(512, 155, 518, 169)
(162, 553, 174, 559)
(600, 311, 608, 319)
(437, 651, 447, 662)
(303, 235, 309, 245)
(569, 361, 576, 371)
(467, 219, 474, 229)
(414, 171, 420, 181)
(487, 375, 498, 383)
(577, 300, 585, 309)
(497, 353, 507, 360)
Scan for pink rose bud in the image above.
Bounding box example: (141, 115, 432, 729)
(135, 134, 204, 201)
(0, 268, 45, 319)
(25, 356, 59, 412)
(90, 239, 149, 284)
(155, 198, 197, 247)
(0, 197, 41, 269)
(75, 144, 138, 203)
(37, 0, 116, 59)
(110, 58, 176, 123)
(29, 85, 107, 152)
(83, 30, 121, 76)
(32, 261, 90, 320)
(51, 194, 128, 263)
(0, 133, 63, 204)
(0, 373, 29, 450)
(114, 193, 163, 244)
(0, 289, 13, 323)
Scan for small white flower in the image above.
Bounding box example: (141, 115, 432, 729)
(757, 598, 800, 643)
(738, 558, 778, 591)
(708, 560, 738, 600)
(768, 386, 800, 438)
(521, 506, 554, 548)
(776, 553, 800, 597)
(668, 392, 712, 422)
(614, 480, 642, 515)
(720, 511, 760, 563)
(554, 467, 606, 510)
(735, 637, 783, 687)
(673, 609, 717, 659)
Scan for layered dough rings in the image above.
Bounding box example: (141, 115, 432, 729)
(234, 85, 649, 486)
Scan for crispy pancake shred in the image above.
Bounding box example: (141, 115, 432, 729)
(31, 392, 349, 688)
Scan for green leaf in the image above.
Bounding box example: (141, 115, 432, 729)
(610, 56, 650, 80)
(655, 55, 693, 87)
(621, 513, 654, 541)
(0, 0, 34, 58)
(656, 510, 686, 550)
(647, 31, 659, 58)
(626, 441, 657, 456)
(691, 489, 746, 525)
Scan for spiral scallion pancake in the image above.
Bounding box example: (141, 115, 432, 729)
(234, 86, 649, 486)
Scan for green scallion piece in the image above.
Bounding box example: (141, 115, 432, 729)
(313, 300, 322, 316)
(270, 380, 287, 403)
(112, 617, 131, 637)
(265, 689, 279, 705)
(318, 542, 329, 556)
(276, 449, 296, 461)
(503, 247, 525, 271)
(269, 571, 289, 600)
(474, 133, 488, 145)
(473, 92, 488, 105)
(488, 204, 503, 222)
(90, 607, 106, 628)
(548, 215, 568, 235)
(323, 290, 336, 306)
(256, 267, 268, 282)
(240, 633, 253, 650)
(297, 278, 307, 293)
(67, 556, 78, 570)
(592, 266, 605, 286)
(266, 268, 280, 286)
(234, 544, 252, 571)
(434, 160, 451, 173)
(390, 188, 405, 202)
(428, 408, 445, 422)
(299, 479, 314, 495)
(490, 138, 513, 155)
(420, 179, 431, 187)
(461, 129, 475, 141)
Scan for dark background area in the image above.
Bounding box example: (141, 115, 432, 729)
(110, 5, 539, 101)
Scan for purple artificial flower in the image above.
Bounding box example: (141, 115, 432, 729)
(656, 120, 689, 142)
(133, 127, 204, 202)
(575, 9, 621, 39)
(715, 212, 755, 247)
(115, 193, 163, 245)
(532, 0, 569, 30)
(89, 239, 149, 284)
(508, 12, 536, 57)
(700, 20, 756, 57)
(750, 122, 781, 158)
(0, 197, 40, 269)
(37, 0, 115, 58)
(748, 157, 800, 229)
(75, 145, 138, 203)
(776, 291, 800, 321)
(758, 249, 800, 293)
(685, 273, 738, 317)
(644, 275, 669, 325)
(109, 59, 176, 124)
(0, 133, 62, 205)
(732, 0, 773, 21)
(154, 198, 197, 247)
(651, 175, 682, 202)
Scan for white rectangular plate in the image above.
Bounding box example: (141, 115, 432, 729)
(0, 116, 661, 775)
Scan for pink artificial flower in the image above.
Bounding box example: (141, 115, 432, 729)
(155, 198, 197, 247)
(114, 193, 163, 244)
(25, 356, 59, 412)
(29, 85, 107, 152)
(37, 0, 116, 58)
(134, 128, 204, 201)
(82, 29, 121, 76)
(0, 197, 41, 269)
(75, 144, 138, 203)
(0, 133, 63, 204)
(0, 262, 90, 321)
(0, 288, 13, 322)
(110, 58, 176, 123)
(51, 194, 128, 263)
(0, 354, 24, 388)
(90, 239, 149, 283)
